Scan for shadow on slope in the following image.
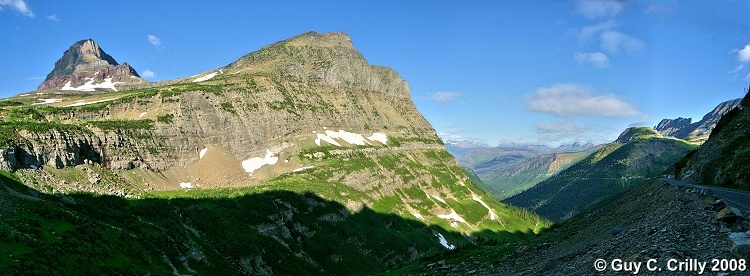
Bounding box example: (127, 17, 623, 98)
(0, 171, 534, 275)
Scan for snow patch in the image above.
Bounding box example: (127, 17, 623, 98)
(367, 133, 388, 144)
(192, 72, 218, 82)
(63, 98, 117, 107)
(315, 133, 342, 146)
(179, 182, 193, 189)
(241, 150, 279, 175)
(313, 129, 389, 147)
(412, 213, 425, 221)
(437, 209, 469, 227)
(472, 195, 497, 220)
(32, 98, 64, 105)
(199, 147, 208, 159)
(325, 130, 368, 145)
(436, 233, 456, 250)
(292, 166, 315, 173)
(432, 195, 447, 204)
(61, 78, 120, 91)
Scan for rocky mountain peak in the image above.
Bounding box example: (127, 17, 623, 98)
(36, 39, 144, 92)
(44, 39, 119, 81)
(654, 98, 742, 143)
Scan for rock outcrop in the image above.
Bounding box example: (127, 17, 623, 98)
(655, 98, 742, 143)
(36, 39, 145, 91)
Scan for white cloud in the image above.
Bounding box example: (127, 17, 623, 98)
(575, 0, 626, 20)
(431, 91, 460, 102)
(574, 52, 611, 68)
(745, 72, 750, 81)
(524, 84, 642, 117)
(0, 0, 33, 17)
(737, 44, 750, 63)
(46, 13, 58, 21)
(729, 44, 750, 76)
(600, 30, 645, 53)
(141, 69, 156, 79)
(147, 35, 162, 47)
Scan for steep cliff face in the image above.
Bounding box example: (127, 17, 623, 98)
(654, 117, 692, 137)
(655, 98, 742, 143)
(678, 91, 750, 189)
(36, 39, 145, 91)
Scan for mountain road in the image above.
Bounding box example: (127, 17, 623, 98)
(660, 178, 750, 212)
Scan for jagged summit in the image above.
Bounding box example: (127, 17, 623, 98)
(654, 98, 742, 143)
(44, 39, 119, 80)
(36, 39, 144, 92)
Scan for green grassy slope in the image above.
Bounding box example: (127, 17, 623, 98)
(505, 129, 696, 222)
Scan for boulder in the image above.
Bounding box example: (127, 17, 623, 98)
(715, 207, 744, 223)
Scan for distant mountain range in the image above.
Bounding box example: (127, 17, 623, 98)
(446, 141, 599, 199)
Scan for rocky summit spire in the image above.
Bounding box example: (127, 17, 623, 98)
(37, 39, 145, 92)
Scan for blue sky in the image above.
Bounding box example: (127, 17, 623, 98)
(1, 1, 749, 146)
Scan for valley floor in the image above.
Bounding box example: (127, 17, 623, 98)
(398, 180, 749, 275)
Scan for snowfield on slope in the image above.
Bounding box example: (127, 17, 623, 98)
(32, 98, 64, 105)
(199, 147, 208, 159)
(61, 77, 120, 91)
(192, 70, 222, 82)
(179, 182, 193, 189)
(472, 195, 497, 220)
(432, 195, 447, 204)
(313, 129, 388, 146)
(241, 150, 279, 175)
(438, 209, 469, 227)
(436, 233, 456, 250)
(292, 166, 315, 173)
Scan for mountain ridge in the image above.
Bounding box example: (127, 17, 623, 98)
(654, 98, 742, 143)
